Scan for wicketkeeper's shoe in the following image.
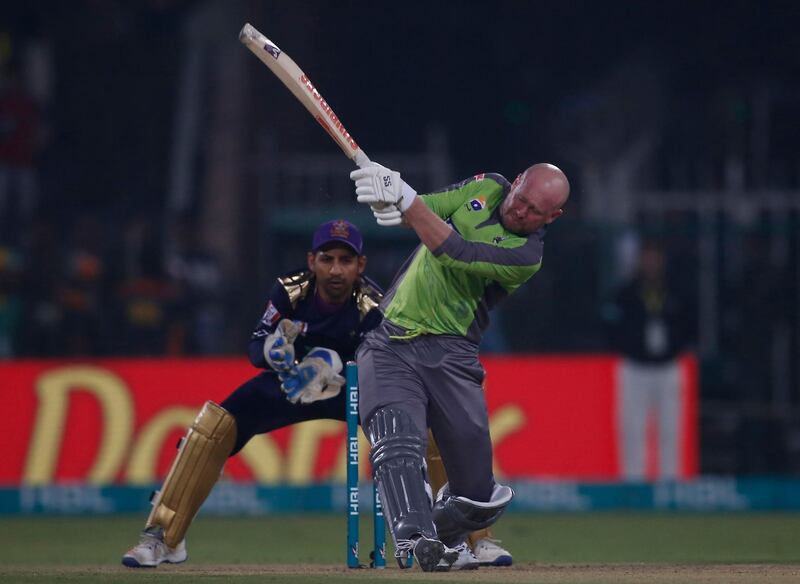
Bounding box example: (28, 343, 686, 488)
(121, 527, 188, 568)
(435, 541, 480, 571)
(472, 537, 512, 566)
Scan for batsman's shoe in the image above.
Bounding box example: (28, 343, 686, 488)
(472, 537, 512, 567)
(121, 528, 187, 568)
(435, 541, 480, 571)
(395, 535, 457, 572)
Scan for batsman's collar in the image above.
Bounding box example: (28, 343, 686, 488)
(312, 219, 363, 255)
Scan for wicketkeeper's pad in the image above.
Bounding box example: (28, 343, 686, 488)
(146, 401, 236, 547)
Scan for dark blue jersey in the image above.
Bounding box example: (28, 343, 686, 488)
(247, 269, 383, 369)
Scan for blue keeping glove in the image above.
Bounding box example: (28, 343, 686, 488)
(281, 347, 345, 404)
(263, 319, 304, 372)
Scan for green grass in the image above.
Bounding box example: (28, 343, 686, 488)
(1, 513, 800, 583)
(4, 512, 800, 564)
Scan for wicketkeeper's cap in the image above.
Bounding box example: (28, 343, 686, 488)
(311, 219, 363, 255)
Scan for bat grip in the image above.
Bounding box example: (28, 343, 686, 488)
(354, 150, 371, 168)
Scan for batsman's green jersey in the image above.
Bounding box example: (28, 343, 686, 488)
(382, 173, 546, 342)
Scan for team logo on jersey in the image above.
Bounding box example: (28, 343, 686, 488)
(492, 235, 509, 244)
(261, 302, 281, 326)
(468, 196, 487, 211)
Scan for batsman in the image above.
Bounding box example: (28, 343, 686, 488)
(351, 162, 570, 571)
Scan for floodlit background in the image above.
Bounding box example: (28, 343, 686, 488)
(1, 0, 799, 487)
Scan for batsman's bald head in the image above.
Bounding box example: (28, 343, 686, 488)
(500, 163, 570, 235)
(524, 163, 570, 208)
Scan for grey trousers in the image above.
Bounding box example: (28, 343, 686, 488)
(356, 320, 494, 501)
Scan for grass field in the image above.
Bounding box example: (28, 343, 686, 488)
(2, 512, 800, 583)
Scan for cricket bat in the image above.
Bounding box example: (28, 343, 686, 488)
(238, 23, 371, 168)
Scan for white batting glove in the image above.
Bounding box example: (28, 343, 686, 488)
(350, 164, 417, 212)
(263, 319, 303, 372)
(370, 203, 403, 227)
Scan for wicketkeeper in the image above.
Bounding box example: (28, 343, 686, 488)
(122, 219, 383, 567)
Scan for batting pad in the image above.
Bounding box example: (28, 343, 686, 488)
(146, 401, 236, 547)
(368, 407, 437, 542)
(433, 483, 514, 547)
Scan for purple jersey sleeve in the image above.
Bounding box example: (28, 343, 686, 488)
(247, 280, 293, 368)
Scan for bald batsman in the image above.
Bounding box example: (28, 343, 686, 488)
(351, 162, 570, 571)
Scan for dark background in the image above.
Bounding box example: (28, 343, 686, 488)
(1, 0, 799, 474)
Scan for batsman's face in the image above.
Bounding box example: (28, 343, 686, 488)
(308, 245, 366, 304)
(500, 169, 566, 235)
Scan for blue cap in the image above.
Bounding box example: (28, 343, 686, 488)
(311, 219, 363, 255)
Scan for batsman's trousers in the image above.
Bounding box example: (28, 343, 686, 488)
(356, 320, 494, 502)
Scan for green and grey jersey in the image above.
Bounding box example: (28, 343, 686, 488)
(381, 173, 545, 343)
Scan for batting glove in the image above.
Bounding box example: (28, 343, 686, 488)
(350, 163, 417, 212)
(370, 203, 403, 227)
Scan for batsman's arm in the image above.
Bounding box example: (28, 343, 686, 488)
(401, 178, 488, 256)
(420, 176, 491, 219)
(433, 234, 544, 290)
(401, 198, 454, 251)
(388, 182, 475, 225)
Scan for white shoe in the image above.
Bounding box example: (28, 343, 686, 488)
(472, 537, 512, 566)
(121, 528, 188, 568)
(436, 541, 479, 571)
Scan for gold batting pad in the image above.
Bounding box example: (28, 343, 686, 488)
(467, 527, 493, 548)
(146, 401, 236, 547)
(426, 430, 448, 497)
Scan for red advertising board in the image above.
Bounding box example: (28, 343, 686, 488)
(0, 355, 697, 485)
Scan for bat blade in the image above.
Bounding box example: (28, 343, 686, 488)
(239, 23, 369, 167)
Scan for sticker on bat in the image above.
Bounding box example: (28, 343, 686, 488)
(263, 42, 281, 59)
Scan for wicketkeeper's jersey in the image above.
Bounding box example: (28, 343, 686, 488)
(381, 173, 545, 343)
(247, 269, 384, 369)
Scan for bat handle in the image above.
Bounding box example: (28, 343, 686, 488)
(354, 150, 371, 168)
